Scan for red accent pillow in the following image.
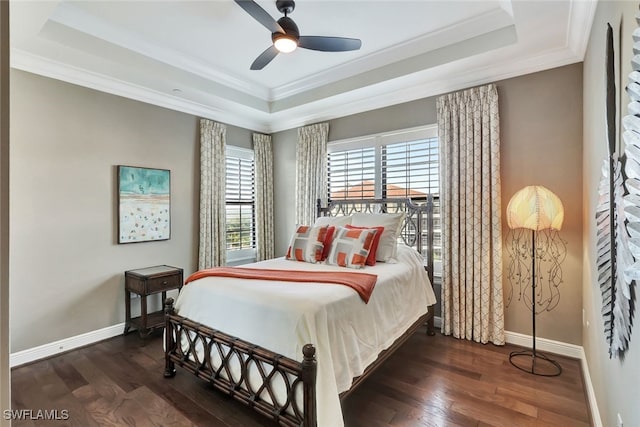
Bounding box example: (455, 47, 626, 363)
(345, 224, 384, 266)
(322, 226, 336, 260)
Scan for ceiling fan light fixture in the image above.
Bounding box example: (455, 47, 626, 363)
(273, 34, 297, 53)
(235, 0, 361, 69)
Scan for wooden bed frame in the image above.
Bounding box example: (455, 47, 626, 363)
(164, 197, 437, 427)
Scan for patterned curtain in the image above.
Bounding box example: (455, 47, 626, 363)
(437, 84, 505, 345)
(199, 119, 227, 269)
(296, 123, 329, 226)
(253, 133, 275, 261)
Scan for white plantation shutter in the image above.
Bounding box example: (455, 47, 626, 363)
(381, 137, 439, 198)
(327, 125, 439, 200)
(326, 125, 441, 274)
(225, 147, 255, 254)
(327, 147, 376, 199)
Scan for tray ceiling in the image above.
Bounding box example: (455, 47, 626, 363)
(10, 1, 596, 132)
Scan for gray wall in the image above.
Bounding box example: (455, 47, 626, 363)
(499, 65, 584, 345)
(9, 70, 254, 352)
(272, 128, 298, 255)
(273, 63, 584, 345)
(1, 0, 10, 420)
(583, 2, 640, 427)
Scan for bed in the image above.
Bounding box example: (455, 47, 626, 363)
(163, 197, 438, 427)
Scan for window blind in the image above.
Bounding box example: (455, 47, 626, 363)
(381, 137, 439, 199)
(225, 154, 255, 251)
(327, 147, 376, 199)
(326, 125, 441, 274)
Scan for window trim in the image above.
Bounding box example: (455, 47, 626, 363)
(226, 145, 254, 161)
(327, 125, 438, 153)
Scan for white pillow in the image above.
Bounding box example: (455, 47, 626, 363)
(313, 215, 352, 227)
(351, 212, 403, 262)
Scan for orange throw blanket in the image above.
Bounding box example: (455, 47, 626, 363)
(185, 267, 377, 303)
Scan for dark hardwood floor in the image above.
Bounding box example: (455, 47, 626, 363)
(11, 328, 591, 426)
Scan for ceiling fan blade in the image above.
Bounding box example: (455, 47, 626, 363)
(234, 0, 284, 33)
(298, 36, 362, 52)
(251, 45, 279, 70)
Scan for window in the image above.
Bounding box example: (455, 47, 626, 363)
(225, 146, 256, 263)
(327, 125, 439, 200)
(327, 125, 441, 274)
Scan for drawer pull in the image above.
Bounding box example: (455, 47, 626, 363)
(162, 281, 168, 285)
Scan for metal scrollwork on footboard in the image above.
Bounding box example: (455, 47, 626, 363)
(164, 298, 317, 427)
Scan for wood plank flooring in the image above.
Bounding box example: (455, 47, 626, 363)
(10, 329, 591, 426)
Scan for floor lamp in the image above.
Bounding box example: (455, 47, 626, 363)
(506, 185, 564, 377)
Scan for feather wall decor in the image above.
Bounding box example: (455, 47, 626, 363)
(596, 22, 638, 359)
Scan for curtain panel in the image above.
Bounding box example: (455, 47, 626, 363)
(437, 84, 505, 345)
(295, 123, 329, 226)
(253, 133, 275, 261)
(199, 119, 227, 269)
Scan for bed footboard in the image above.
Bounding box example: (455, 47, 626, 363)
(164, 298, 317, 427)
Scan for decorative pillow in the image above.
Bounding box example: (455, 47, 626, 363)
(350, 213, 403, 262)
(313, 215, 352, 227)
(326, 226, 379, 269)
(321, 226, 336, 260)
(286, 225, 329, 263)
(345, 224, 384, 266)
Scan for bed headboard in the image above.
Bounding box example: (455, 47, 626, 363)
(316, 197, 436, 283)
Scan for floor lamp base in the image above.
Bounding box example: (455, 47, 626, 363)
(509, 349, 562, 377)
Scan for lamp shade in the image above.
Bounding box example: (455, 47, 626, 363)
(506, 185, 564, 231)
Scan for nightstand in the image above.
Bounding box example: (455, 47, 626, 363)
(124, 265, 183, 337)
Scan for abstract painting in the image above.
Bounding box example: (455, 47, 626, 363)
(118, 165, 170, 243)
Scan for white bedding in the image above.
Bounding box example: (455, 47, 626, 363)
(174, 244, 437, 427)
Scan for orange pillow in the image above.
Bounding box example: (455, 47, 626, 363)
(345, 224, 384, 266)
(321, 226, 336, 260)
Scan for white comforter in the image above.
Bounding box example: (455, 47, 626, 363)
(174, 244, 437, 427)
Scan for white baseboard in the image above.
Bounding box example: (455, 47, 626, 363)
(504, 330, 583, 359)
(579, 347, 603, 427)
(432, 320, 583, 359)
(10, 323, 125, 368)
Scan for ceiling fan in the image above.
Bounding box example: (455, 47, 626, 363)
(234, 0, 362, 70)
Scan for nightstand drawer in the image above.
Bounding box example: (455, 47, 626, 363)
(147, 274, 182, 293)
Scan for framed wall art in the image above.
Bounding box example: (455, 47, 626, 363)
(117, 165, 171, 244)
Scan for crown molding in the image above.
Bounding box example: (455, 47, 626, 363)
(566, 0, 598, 58)
(11, 49, 272, 133)
(265, 44, 583, 132)
(270, 6, 515, 101)
(11, 11, 589, 136)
